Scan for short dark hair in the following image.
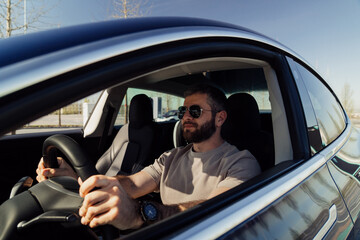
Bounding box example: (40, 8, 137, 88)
(184, 84, 226, 112)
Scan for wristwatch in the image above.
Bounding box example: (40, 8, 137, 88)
(140, 201, 158, 223)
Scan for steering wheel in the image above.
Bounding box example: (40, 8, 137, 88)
(0, 134, 115, 239)
(42, 135, 116, 238)
(42, 134, 98, 181)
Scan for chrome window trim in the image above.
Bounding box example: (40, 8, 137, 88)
(173, 125, 351, 239)
(322, 117, 351, 161)
(0, 26, 305, 98)
(286, 56, 319, 129)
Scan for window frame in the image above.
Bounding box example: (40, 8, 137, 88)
(286, 57, 347, 150)
(286, 57, 323, 155)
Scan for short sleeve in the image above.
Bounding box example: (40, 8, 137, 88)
(142, 152, 167, 186)
(217, 152, 261, 189)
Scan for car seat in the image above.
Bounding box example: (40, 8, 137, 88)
(95, 94, 158, 175)
(221, 93, 275, 171)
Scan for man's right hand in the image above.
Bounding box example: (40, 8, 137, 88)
(78, 175, 144, 230)
(36, 157, 78, 182)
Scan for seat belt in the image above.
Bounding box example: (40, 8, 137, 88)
(98, 105, 116, 153)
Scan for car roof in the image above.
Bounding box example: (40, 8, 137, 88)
(0, 17, 264, 68)
(0, 17, 316, 100)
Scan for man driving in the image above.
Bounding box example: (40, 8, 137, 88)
(36, 84, 261, 230)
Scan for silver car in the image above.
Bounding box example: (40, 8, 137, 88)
(0, 17, 359, 239)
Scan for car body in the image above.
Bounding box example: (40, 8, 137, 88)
(0, 17, 359, 239)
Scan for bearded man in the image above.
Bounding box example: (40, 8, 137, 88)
(37, 84, 261, 230)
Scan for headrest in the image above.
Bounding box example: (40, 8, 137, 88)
(129, 94, 153, 129)
(173, 120, 187, 148)
(222, 93, 261, 140)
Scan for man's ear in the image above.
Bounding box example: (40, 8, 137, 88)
(215, 110, 227, 127)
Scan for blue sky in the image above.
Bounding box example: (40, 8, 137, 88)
(14, 0, 360, 110)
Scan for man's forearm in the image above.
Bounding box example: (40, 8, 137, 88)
(116, 175, 138, 198)
(116, 171, 158, 199)
(116, 173, 205, 226)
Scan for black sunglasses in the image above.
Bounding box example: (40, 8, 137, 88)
(177, 105, 213, 119)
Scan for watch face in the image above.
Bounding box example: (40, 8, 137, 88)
(143, 203, 158, 221)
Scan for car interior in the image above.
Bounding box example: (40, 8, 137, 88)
(83, 57, 292, 168)
(0, 56, 295, 238)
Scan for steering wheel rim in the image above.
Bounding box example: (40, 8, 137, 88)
(41, 135, 118, 238)
(42, 134, 98, 181)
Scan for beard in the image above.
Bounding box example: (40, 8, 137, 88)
(182, 116, 216, 143)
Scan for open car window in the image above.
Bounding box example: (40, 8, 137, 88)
(6, 92, 101, 136)
(115, 88, 184, 126)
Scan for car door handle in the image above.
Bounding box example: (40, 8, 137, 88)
(314, 204, 337, 240)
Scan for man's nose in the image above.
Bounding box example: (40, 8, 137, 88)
(182, 108, 193, 119)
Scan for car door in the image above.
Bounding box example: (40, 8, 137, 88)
(284, 57, 355, 239)
(124, 42, 353, 239)
(288, 57, 360, 238)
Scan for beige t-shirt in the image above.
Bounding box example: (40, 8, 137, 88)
(143, 141, 261, 205)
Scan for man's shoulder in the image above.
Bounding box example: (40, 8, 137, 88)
(224, 142, 253, 155)
(222, 142, 259, 166)
(169, 143, 193, 153)
(222, 141, 243, 155)
(160, 143, 193, 161)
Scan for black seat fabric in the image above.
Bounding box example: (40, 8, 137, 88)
(96, 94, 157, 175)
(221, 93, 274, 171)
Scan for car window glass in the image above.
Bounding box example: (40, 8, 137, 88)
(115, 88, 184, 126)
(227, 90, 271, 112)
(209, 68, 271, 111)
(294, 62, 345, 146)
(7, 91, 102, 135)
(287, 57, 323, 155)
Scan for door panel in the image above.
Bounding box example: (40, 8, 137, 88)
(326, 126, 360, 238)
(222, 164, 352, 239)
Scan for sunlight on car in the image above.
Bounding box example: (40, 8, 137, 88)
(1, 16, 359, 240)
